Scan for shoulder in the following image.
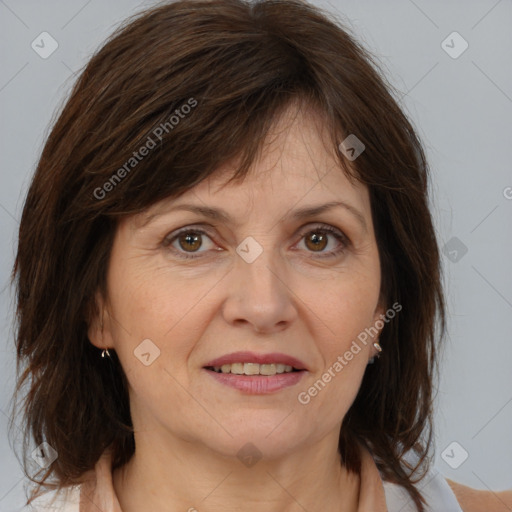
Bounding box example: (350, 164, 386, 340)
(446, 478, 512, 512)
(382, 465, 463, 511)
(381, 448, 463, 511)
(17, 486, 80, 512)
(381, 447, 512, 512)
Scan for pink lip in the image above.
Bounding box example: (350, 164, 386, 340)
(204, 369, 305, 394)
(203, 351, 308, 394)
(204, 351, 308, 370)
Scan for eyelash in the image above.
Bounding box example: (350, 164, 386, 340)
(162, 223, 350, 260)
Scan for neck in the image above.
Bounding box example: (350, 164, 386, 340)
(112, 432, 361, 512)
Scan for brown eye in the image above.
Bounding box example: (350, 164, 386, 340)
(164, 224, 349, 261)
(297, 225, 349, 259)
(163, 228, 216, 259)
(177, 231, 203, 252)
(304, 232, 328, 252)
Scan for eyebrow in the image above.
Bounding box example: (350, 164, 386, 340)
(140, 200, 367, 232)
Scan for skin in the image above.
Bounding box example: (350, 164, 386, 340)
(88, 102, 386, 512)
(446, 480, 512, 512)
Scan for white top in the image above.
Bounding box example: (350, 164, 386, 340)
(383, 464, 463, 511)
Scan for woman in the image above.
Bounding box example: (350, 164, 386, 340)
(8, 0, 511, 511)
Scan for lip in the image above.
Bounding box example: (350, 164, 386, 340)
(204, 369, 306, 394)
(204, 351, 308, 370)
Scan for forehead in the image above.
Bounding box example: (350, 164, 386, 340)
(134, 103, 370, 229)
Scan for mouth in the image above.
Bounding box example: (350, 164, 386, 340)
(203, 351, 308, 371)
(202, 352, 308, 394)
(204, 363, 302, 375)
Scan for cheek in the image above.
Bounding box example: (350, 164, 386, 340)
(108, 259, 211, 340)
(293, 278, 379, 418)
(105, 269, 209, 432)
(106, 262, 222, 396)
(308, 274, 381, 350)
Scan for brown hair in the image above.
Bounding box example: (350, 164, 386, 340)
(10, 0, 446, 510)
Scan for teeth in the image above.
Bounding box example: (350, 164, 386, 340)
(211, 363, 297, 375)
(230, 363, 244, 374)
(260, 364, 276, 376)
(244, 362, 260, 375)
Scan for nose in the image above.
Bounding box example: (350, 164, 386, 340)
(221, 244, 297, 335)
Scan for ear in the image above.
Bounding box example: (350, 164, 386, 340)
(87, 290, 113, 350)
(367, 299, 386, 361)
(371, 299, 387, 339)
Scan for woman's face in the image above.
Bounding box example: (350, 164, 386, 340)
(90, 105, 385, 461)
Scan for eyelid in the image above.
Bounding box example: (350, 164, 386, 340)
(162, 222, 350, 259)
(161, 224, 217, 249)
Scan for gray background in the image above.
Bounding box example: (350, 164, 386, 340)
(1, 0, 511, 509)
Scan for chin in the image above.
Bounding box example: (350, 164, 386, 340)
(196, 415, 312, 462)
